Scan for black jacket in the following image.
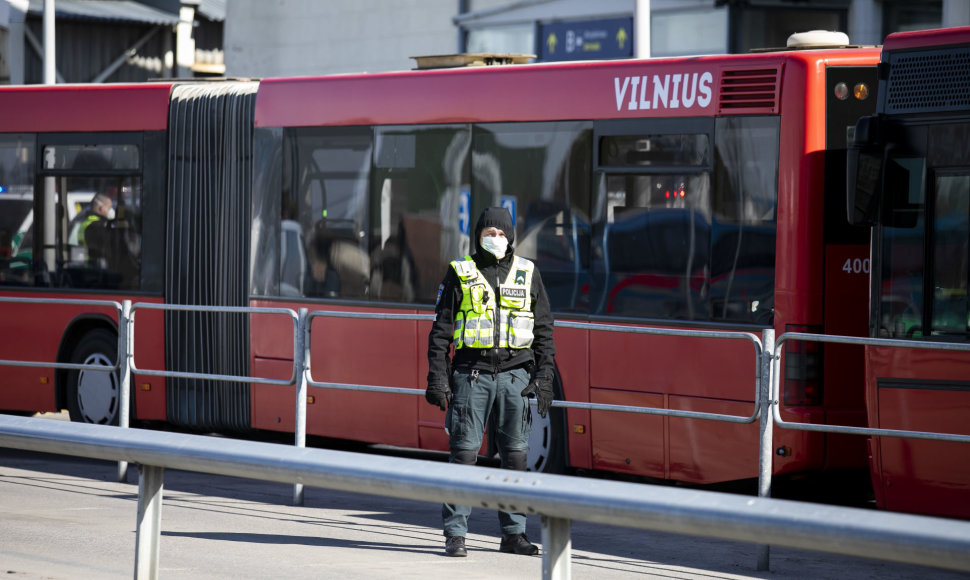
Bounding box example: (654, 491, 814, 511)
(427, 246, 556, 386)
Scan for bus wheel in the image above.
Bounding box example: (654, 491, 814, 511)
(66, 329, 120, 425)
(527, 376, 566, 473)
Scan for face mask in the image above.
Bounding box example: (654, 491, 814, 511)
(105, 208, 116, 221)
(480, 234, 508, 259)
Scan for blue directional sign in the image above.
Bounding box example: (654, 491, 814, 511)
(458, 188, 471, 236)
(539, 18, 634, 62)
(500, 196, 516, 233)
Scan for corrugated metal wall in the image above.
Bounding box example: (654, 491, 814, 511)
(24, 19, 172, 83)
(165, 82, 257, 432)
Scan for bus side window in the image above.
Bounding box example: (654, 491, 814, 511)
(286, 127, 373, 301)
(0, 134, 36, 287)
(371, 125, 470, 304)
(930, 173, 970, 337)
(879, 157, 927, 338)
(472, 122, 593, 314)
(36, 141, 142, 291)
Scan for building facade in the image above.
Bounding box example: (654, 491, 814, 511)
(223, 0, 970, 78)
(0, 0, 225, 84)
(2, 0, 968, 84)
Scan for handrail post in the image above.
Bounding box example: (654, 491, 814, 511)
(117, 299, 133, 482)
(541, 515, 571, 580)
(293, 308, 309, 506)
(134, 464, 164, 580)
(756, 327, 776, 571)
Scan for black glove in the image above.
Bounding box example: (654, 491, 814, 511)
(520, 378, 553, 418)
(425, 382, 452, 411)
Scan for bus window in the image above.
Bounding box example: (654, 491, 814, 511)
(930, 173, 970, 337)
(44, 142, 144, 291)
(592, 119, 778, 323)
(593, 173, 712, 319)
(284, 127, 373, 300)
(62, 175, 143, 290)
(879, 156, 926, 338)
(0, 134, 35, 285)
(472, 122, 592, 313)
(371, 125, 470, 304)
(711, 116, 778, 324)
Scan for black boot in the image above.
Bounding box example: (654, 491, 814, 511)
(445, 536, 467, 557)
(499, 533, 538, 555)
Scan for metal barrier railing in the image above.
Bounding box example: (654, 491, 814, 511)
(129, 302, 301, 386)
(4, 298, 970, 577)
(0, 296, 123, 372)
(771, 332, 970, 443)
(3, 413, 970, 580)
(298, 310, 776, 568)
(0, 296, 128, 480)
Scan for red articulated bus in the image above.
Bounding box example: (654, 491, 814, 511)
(847, 26, 970, 518)
(0, 35, 880, 490)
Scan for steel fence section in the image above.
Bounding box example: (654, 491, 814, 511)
(129, 302, 300, 386)
(0, 296, 123, 371)
(771, 332, 970, 443)
(553, 319, 764, 423)
(1, 414, 970, 576)
(305, 311, 765, 423)
(304, 309, 433, 395)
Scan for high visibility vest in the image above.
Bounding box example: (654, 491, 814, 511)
(77, 214, 101, 246)
(451, 255, 535, 349)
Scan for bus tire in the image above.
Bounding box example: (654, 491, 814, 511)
(526, 371, 567, 474)
(66, 329, 120, 425)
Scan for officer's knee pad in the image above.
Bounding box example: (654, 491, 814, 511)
(452, 449, 478, 465)
(505, 450, 528, 471)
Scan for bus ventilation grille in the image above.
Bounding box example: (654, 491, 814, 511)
(886, 48, 970, 114)
(718, 68, 780, 114)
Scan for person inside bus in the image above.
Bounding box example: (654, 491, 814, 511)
(426, 206, 557, 558)
(77, 193, 116, 267)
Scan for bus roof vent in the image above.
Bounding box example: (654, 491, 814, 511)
(886, 47, 970, 114)
(411, 53, 534, 70)
(718, 67, 781, 114)
(787, 30, 850, 49)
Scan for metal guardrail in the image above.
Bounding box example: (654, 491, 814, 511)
(0, 296, 131, 481)
(3, 299, 970, 577)
(299, 312, 780, 568)
(129, 302, 301, 386)
(771, 332, 970, 443)
(0, 296, 123, 372)
(3, 413, 970, 580)
(297, 310, 774, 567)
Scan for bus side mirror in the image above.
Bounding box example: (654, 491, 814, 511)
(846, 116, 882, 226)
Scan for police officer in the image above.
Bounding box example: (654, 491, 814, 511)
(76, 193, 116, 265)
(426, 206, 556, 558)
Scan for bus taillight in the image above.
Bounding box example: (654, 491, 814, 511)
(784, 325, 823, 406)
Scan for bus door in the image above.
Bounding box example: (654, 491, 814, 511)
(872, 124, 970, 516)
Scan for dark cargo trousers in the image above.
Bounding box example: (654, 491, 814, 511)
(442, 366, 532, 538)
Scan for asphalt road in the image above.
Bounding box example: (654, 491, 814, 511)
(1, 416, 969, 579)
